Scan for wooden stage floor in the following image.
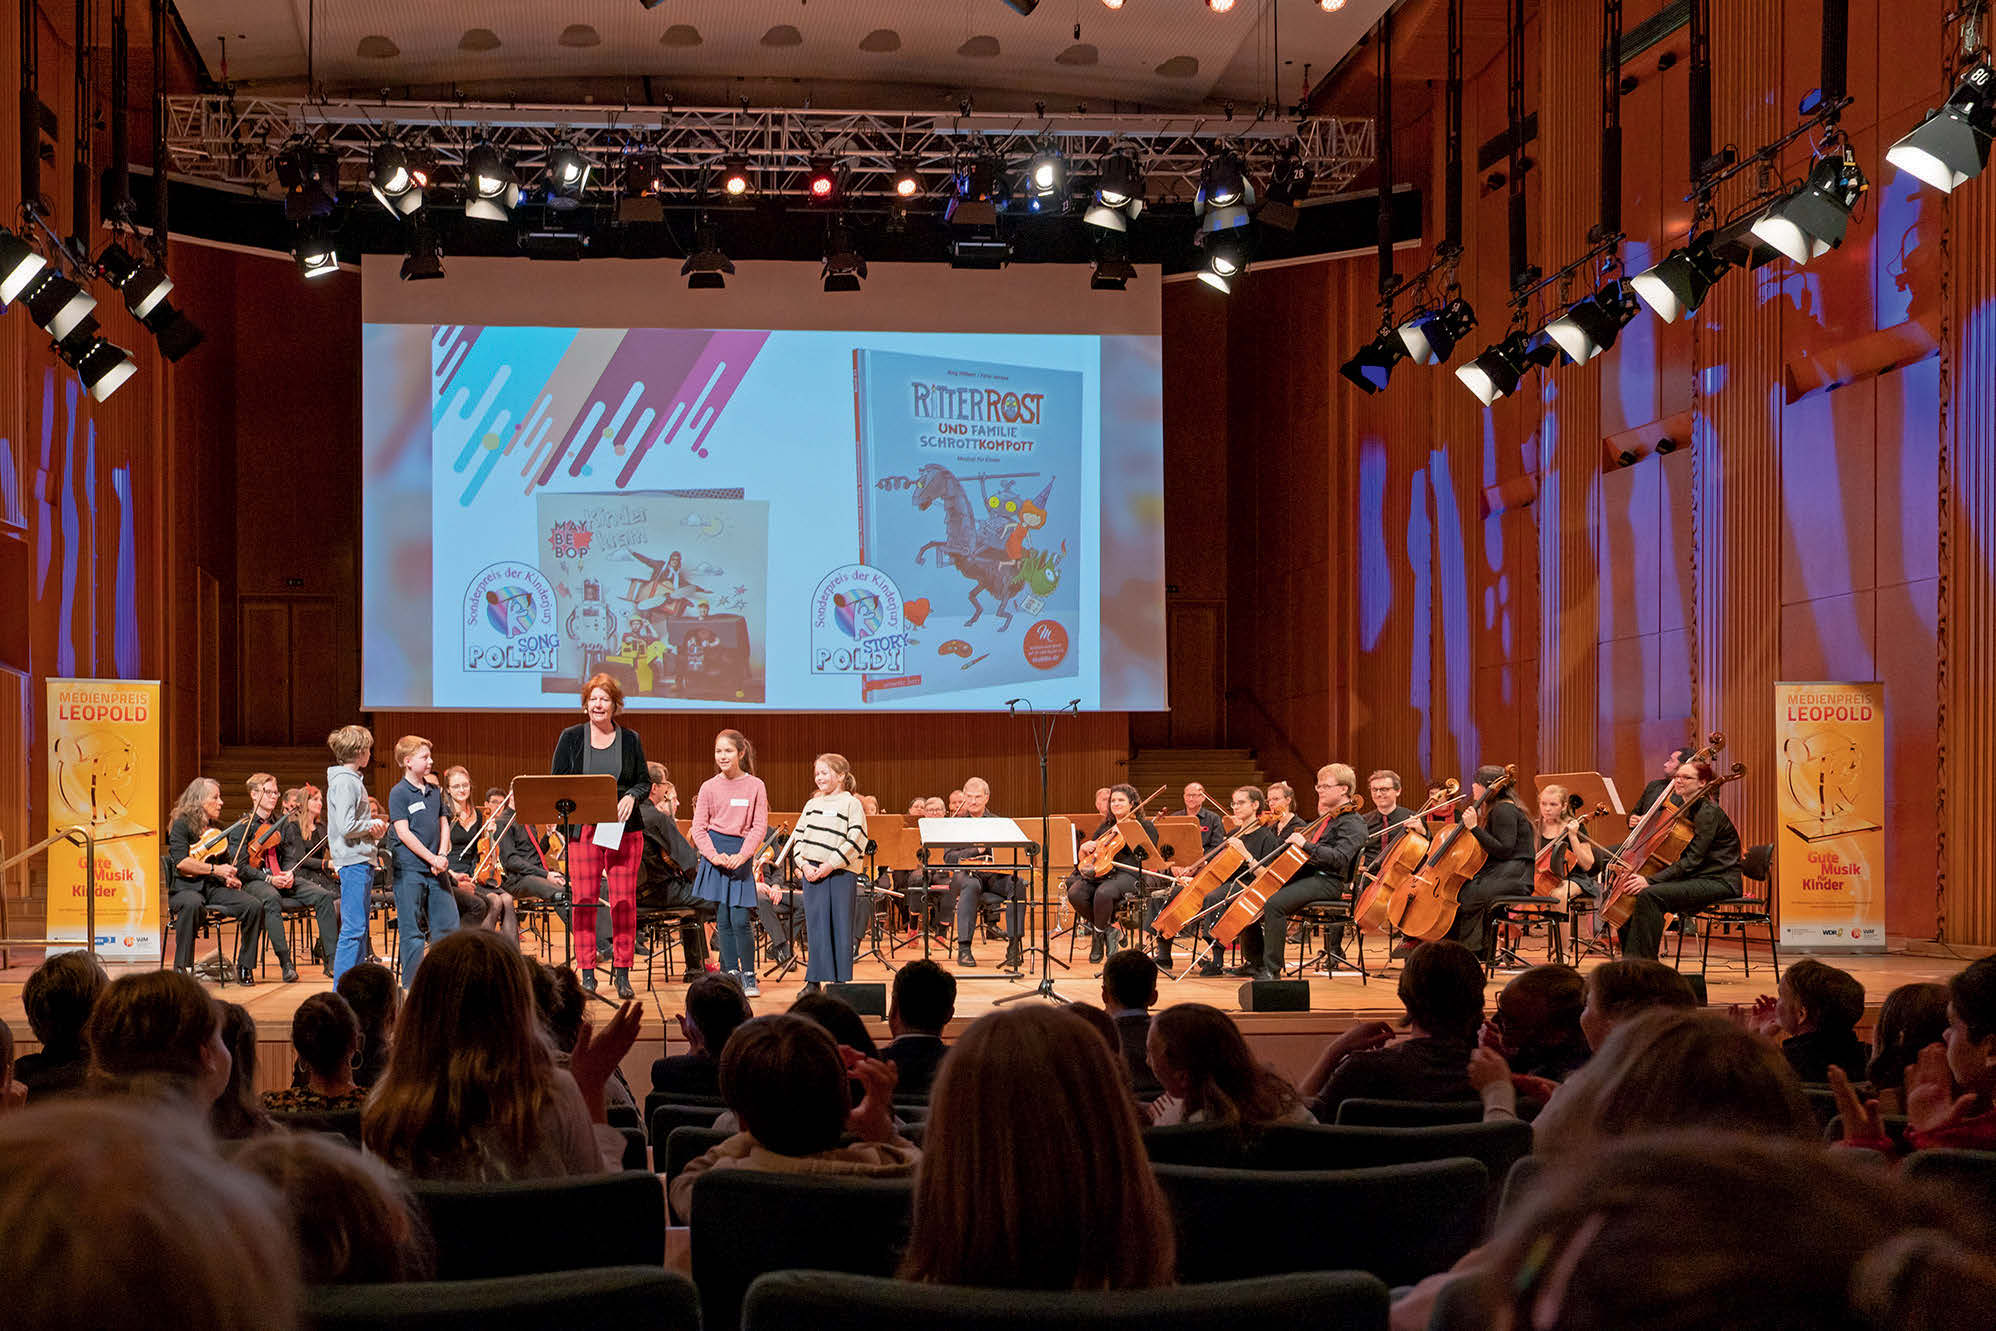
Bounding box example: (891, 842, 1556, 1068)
(0, 924, 1975, 1095)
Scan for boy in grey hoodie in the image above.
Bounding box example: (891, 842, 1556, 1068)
(326, 724, 385, 980)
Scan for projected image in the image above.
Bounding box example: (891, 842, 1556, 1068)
(365, 302, 1164, 713)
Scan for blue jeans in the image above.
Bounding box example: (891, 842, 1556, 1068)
(395, 861, 461, 984)
(715, 903, 755, 974)
(334, 863, 372, 980)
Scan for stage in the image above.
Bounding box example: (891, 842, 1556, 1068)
(1, 926, 1975, 1098)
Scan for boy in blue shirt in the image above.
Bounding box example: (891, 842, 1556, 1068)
(388, 734, 459, 983)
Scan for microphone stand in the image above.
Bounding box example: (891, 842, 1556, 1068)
(996, 699, 1080, 1006)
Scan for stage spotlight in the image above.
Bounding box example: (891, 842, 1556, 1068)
(1091, 234, 1137, 290)
(1519, 328, 1570, 370)
(1319, 0, 1349, 9)
(1888, 64, 1995, 193)
(1397, 296, 1478, 365)
(889, 158, 921, 199)
(464, 143, 521, 221)
(683, 219, 734, 289)
(1084, 149, 1145, 231)
(545, 144, 592, 208)
(1000, 0, 1040, 12)
(1544, 279, 1641, 364)
(822, 221, 866, 292)
(23, 271, 98, 341)
(1026, 146, 1066, 198)
(95, 243, 171, 318)
(806, 157, 840, 205)
(1339, 329, 1408, 394)
(1630, 234, 1732, 323)
(369, 142, 426, 216)
(294, 223, 340, 279)
(1197, 231, 1250, 293)
(719, 157, 753, 197)
(0, 226, 49, 307)
(1102, 0, 1126, 9)
(276, 142, 340, 222)
(1195, 150, 1254, 234)
(1749, 150, 1866, 265)
(1710, 212, 1783, 271)
(947, 156, 1004, 226)
(1259, 144, 1316, 231)
(1207, 0, 1239, 12)
(52, 318, 137, 402)
(1455, 332, 1532, 405)
(400, 222, 445, 281)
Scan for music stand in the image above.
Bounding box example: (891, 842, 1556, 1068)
(920, 816, 1036, 982)
(856, 815, 911, 970)
(1538, 771, 1628, 818)
(1152, 815, 1204, 869)
(512, 775, 619, 977)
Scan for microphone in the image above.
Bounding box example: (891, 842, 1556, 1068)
(1005, 698, 1024, 707)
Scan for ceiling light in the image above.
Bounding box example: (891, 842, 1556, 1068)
(1888, 64, 1995, 193)
(806, 157, 840, 204)
(96, 243, 173, 318)
(1544, 279, 1641, 363)
(1091, 234, 1136, 291)
(1102, 0, 1126, 8)
(1629, 234, 1732, 322)
(1197, 232, 1249, 293)
(1339, 329, 1408, 394)
(276, 142, 340, 222)
(369, 142, 425, 216)
(24, 271, 98, 341)
(1319, 0, 1349, 10)
(1196, 151, 1253, 233)
(1710, 213, 1783, 271)
(1085, 149, 1145, 231)
(1001, 0, 1040, 12)
(1027, 146, 1066, 197)
(822, 221, 866, 292)
(1397, 296, 1478, 365)
(545, 144, 592, 206)
(719, 157, 753, 197)
(294, 223, 340, 279)
(1260, 144, 1316, 230)
(464, 143, 520, 221)
(1749, 151, 1866, 265)
(947, 156, 1004, 228)
(683, 219, 734, 289)
(1208, 0, 1239, 12)
(1455, 332, 1532, 405)
(890, 158, 921, 199)
(400, 223, 445, 281)
(53, 318, 137, 402)
(0, 227, 49, 306)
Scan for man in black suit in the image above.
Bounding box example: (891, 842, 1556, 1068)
(1182, 782, 1225, 854)
(1101, 947, 1162, 1095)
(880, 959, 955, 1097)
(631, 767, 712, 979)
(649, 972, 752, 1100)
(1630, 743, 1693, 825)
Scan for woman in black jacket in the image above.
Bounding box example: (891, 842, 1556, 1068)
(551, 672, 652, 998)
(1446, 765, 1535, 959)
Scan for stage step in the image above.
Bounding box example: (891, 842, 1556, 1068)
(1128, 748, 1266, 800)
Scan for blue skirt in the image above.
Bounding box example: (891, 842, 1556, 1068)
(693, 830, 759, 910)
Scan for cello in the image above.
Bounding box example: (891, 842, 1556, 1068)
(1209, 795, 1364, 948)
(1354, 780, 1462, 935)
(1149, 809, 1274, 941)
(1391, 765, 1519, 942)
(1598, 759, 1747, 928)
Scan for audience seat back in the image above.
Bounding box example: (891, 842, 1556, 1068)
(1902, 1147, 1996, 1214)
(1332, 1098, 1485, 1127)
(1142, 1122, 1249, 1168)
(691, 1170, 915, 1331)
(739, 1268, 1389, 1331)
(649, 1100, 727, 1137)
(663, 1125, 733, 1191)
(304, 1266, 695, 1331)
(268, 1108, 363, 1146)
(1152, 1158, 1488, 1288)
(1244, 1120, 1531, 1227)
(408, 1173, 665, 1279)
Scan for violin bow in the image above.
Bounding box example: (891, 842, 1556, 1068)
(467, 806, 521, 882)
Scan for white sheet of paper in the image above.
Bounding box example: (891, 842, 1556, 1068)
(591, 821, 624, 851)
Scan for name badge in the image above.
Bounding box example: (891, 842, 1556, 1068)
(730, 798, 750, 807)
(406, 801, 425, 814)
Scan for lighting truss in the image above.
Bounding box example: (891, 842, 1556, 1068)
(160, 97, 1372, 209)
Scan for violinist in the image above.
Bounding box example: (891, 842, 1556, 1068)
(498, 816, 567, 906)
(1092, 787, 1112, 822)
(165, 777, 264, 981)
(233, 772, 304, 984)
(1613, 758, 1741, 960)
(1630, 743, 1693, 827)
(944, 776, 1024, 972)
(1181, 782, 1225, 854)
(442, 767, 516, 936)
(1254, 764, 1368, 982)
(1361, 770, 1421, 874)
(280, 783, 342, 976)
(1445, 765, 1537, 959)
(1159, 785, 1279, 978)
(1065, 783, 1159, 964)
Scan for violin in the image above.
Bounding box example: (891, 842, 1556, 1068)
(190, 815, 248, 862)
(755, 823, 792, 884)
(472, 817, 506, 888)
(1210, 795, 1365, 947)
(1080, 785, 1168, 878)
(242, 816, 287, 866)
(1391, 764, 1519, 942)
(1354, 779, 1462, 935)
(1533, 799, 1609, 897)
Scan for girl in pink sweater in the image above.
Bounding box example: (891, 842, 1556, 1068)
(690, 729, 770, 994)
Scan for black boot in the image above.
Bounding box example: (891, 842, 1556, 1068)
(613, 967, 634, 1000)
(280, 957, 300, 984)
(581, 969, 597, 993)
(956, 943, 976, 967)
(1087, 931, 1105, 963)
(1002, 939, 1023, 971)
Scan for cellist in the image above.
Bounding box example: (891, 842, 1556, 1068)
(1534, 783, 1600, 906)
(1613, 757, 1741, 959)
(1252, 764, 1368, 981)
(1155, 785, 1281, 978)
(1443, 764, 1536, 959)
(1064, 783, 1159, 963)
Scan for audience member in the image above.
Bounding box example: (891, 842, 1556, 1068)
(902, 1006, 1174, 1290)
(1146, 1003, 1308, 1128)
(335, 961, 399, 1089)
(1484, 963, 1591, 1082)
(0, 1100, 300, 1328)
(669, 1013, 917, 1222)
(1471, 1135, 1996, 1330)
(1577, 957, 1697, 1050)
(212, 1001, 274, 1141)
(789, 989, 880, 1057)
(1301, 940, 1484, 1118)
(1065, 1002, 1124, 1060)
(880, 959, 954, 1096)
(234, 1131, 434, 1284)
(1839, 954, 1996, 1155)
(85, 969, 231, 1113)
(653, 971, 753, 1100)
(362, 928, 634, 1179)
(1100, 947, 1163, 1095)
(12, 949, 106, 1099)
(1865, 981, 1950, 1115)
(0, 1020, 22, 1114)
(1740, 957, 1867, 1082)
(264, 992, 368, 1113)
(533, 962, 636, 1118)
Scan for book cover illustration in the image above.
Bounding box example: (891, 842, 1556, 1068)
(854, 349, 1082, 702)
(535, 491, 769, 704)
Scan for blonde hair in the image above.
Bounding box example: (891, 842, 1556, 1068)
(392, 735, 432, 770)
(243, 772, 276, 799)
(327, 724, 373, 764)
(816, 753, 857, 793)
(1318, 763, 1357, 793)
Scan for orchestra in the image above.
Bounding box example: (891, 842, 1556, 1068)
(163, 722, 1750, 992)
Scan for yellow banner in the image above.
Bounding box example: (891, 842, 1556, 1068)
(45, 678, 163, 958)
(1774, 680, 1885, 952)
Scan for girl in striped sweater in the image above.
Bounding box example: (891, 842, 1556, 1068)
(785, 753, 870, 988)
